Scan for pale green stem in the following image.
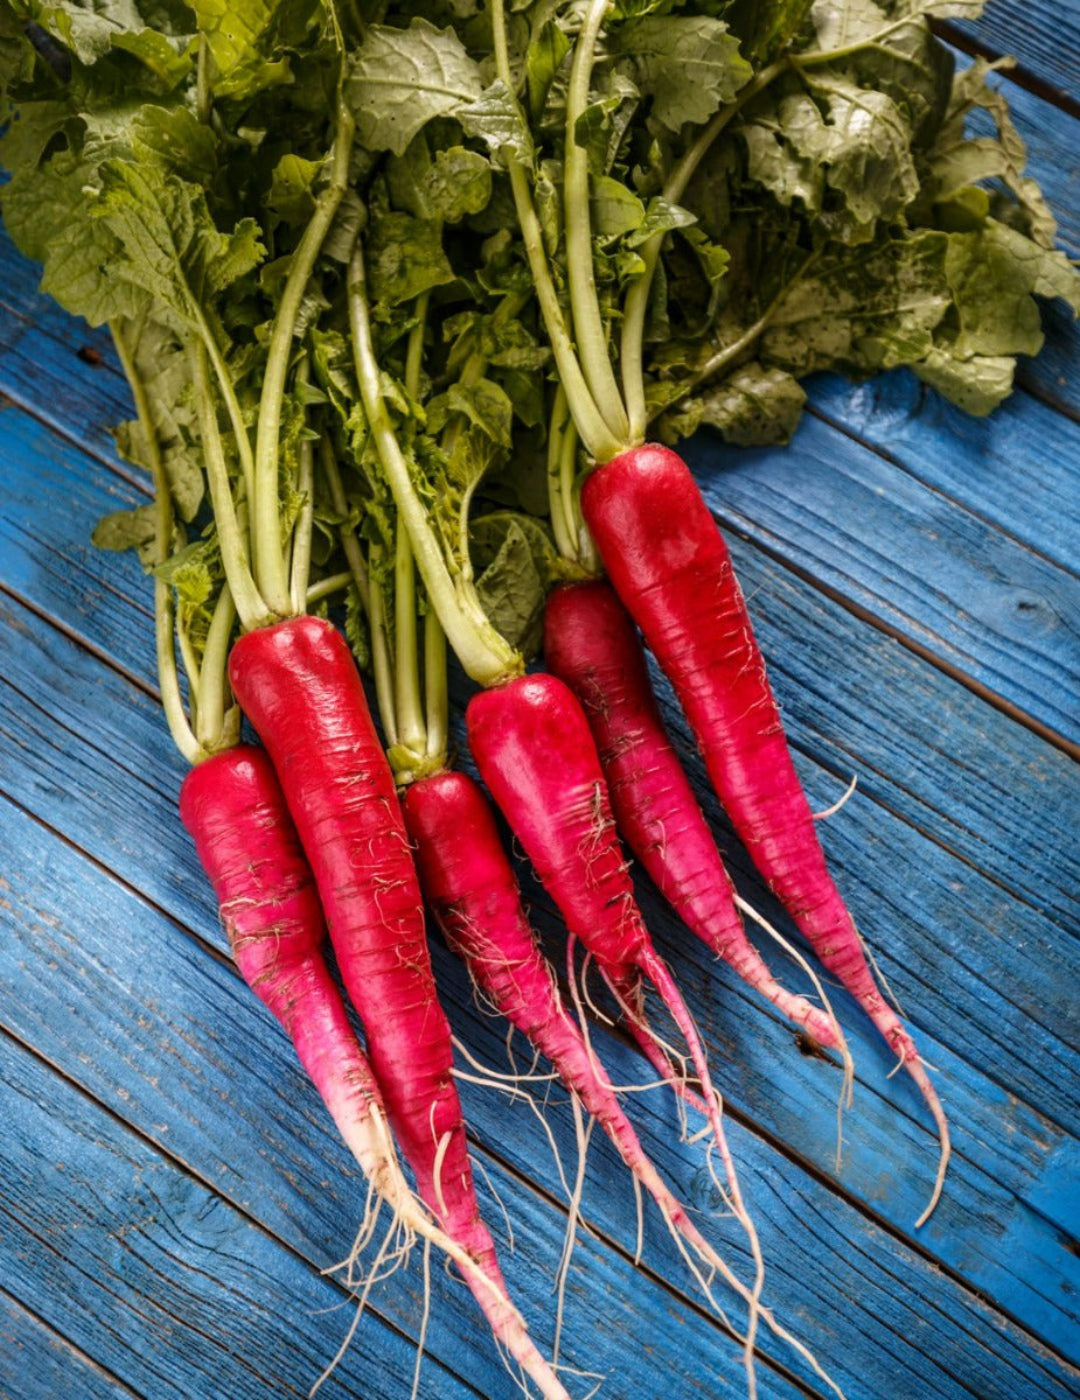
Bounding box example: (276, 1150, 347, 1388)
(289, 426, 315, 615)
(176, 619, 202, 711)
(305, 570, 352, 605)
(320, 437, 396, 745)
(367, 543, 399, 748)
(404, 292, 429, 404)
(111, 321, 201, 765)
(319, 435, 371, 617)
(621, 58, 788, 441)
(196, 33, 211, 125)
(490, 0, 623, 464)
(192, 300, 256, 510)
(191, 344, 271, 632)
(546, 385, 577, 562)
(559, 411, 599, 575)
(347, 244, 521, 687)
(564, 0, 629, 442)
(394, 520, 426, 755)
(424, 608, 448, 767)
(253, 101, 357, 617)
(196, 585, 236, 753)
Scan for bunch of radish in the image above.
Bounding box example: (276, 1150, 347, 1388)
(4, 0, 1078, 1394)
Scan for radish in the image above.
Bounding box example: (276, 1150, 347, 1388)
(580, 444, 950, 1223)
(544, 578, 844, 1053)
(480, 0, 949, 1221)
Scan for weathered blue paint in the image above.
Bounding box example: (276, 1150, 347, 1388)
(1, 9, 1079, 1398)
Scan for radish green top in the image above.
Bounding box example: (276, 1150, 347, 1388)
(2, 0, 1077, 672)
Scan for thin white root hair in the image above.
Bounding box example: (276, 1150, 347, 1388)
(554, 1096, 592, 1366)
(410, 1238, 432, 1400)
(856, 920, 907, 1020)
(567, 946, 680, 1097)
(473, 1154, 517, 1256)
(452, 1034, 562, 1085)
(311, 1221, 399, 1397)
(735, 891, 856, 1170)
(632, 1171, 645, 1267)
(813, 772, 858, 821)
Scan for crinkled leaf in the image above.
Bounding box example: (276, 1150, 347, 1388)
(460, 79, 535, 165)
(914, 347, 1014, 414)
(472, 511, 556, 657)
(943, 221, 1080, 359)
(1, 155, 146, 325)
(762, 231, 951, 374)
(697, 362, 807, 444)
(131, 106, 218, 185)
(430, 378, 514, 448)
(347, 18, 482, 156)
(186, 0, 314, 100)
(611, 17, 751, 131)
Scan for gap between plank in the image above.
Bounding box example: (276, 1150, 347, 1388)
(0, 1282, 146, 1400)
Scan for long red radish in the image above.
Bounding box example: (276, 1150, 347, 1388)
(466, 672, 766, 1381)
(581, 444, 950, 1223)
(228, 617, 570, 1400)
(544, 578, 842, 1051)
(179, 744, 494, 1277)
(404, 768, 847, 1397)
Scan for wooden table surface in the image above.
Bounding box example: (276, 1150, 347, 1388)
(1, 6, 1077, 1398)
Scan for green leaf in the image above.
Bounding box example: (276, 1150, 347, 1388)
(762, 231, 952, 375)
(131, 106, 218, 185)
(914, 347, 1014, 415)
(610, 17, 751, 131)
(460, 79, 535, 165)
(783, 77, 919, 234)
(347, 18, 482, 156)
(1, 154, 146, 326)
(527, 18, 570, 125)
(591, 175, 646, 240)
(187, 0, 314, 101)
(471, 511, 557, 657)
(943, 221, 1080, 359)
(365, 209, 455, 306)
(430, 378, 514, 448)
(91, 503, 157, 553)
(267, 152, 322, 222)
(626, 196, 697, 248)
(697, 362, 807, 445)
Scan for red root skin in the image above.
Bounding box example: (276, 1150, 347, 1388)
(582, 444, 949, 1222)
(544, 579, 838, 1049)
(179, 746, 384, 1141)
(229, 619, 569, 1399)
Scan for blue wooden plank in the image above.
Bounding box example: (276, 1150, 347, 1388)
(2, 535, 1079, 1364)
(804, 368, 1079, 575)
(2, 779, 1077, 1400)
(0, 1290, 141, 1400)
(947, 0, 1080, 112)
